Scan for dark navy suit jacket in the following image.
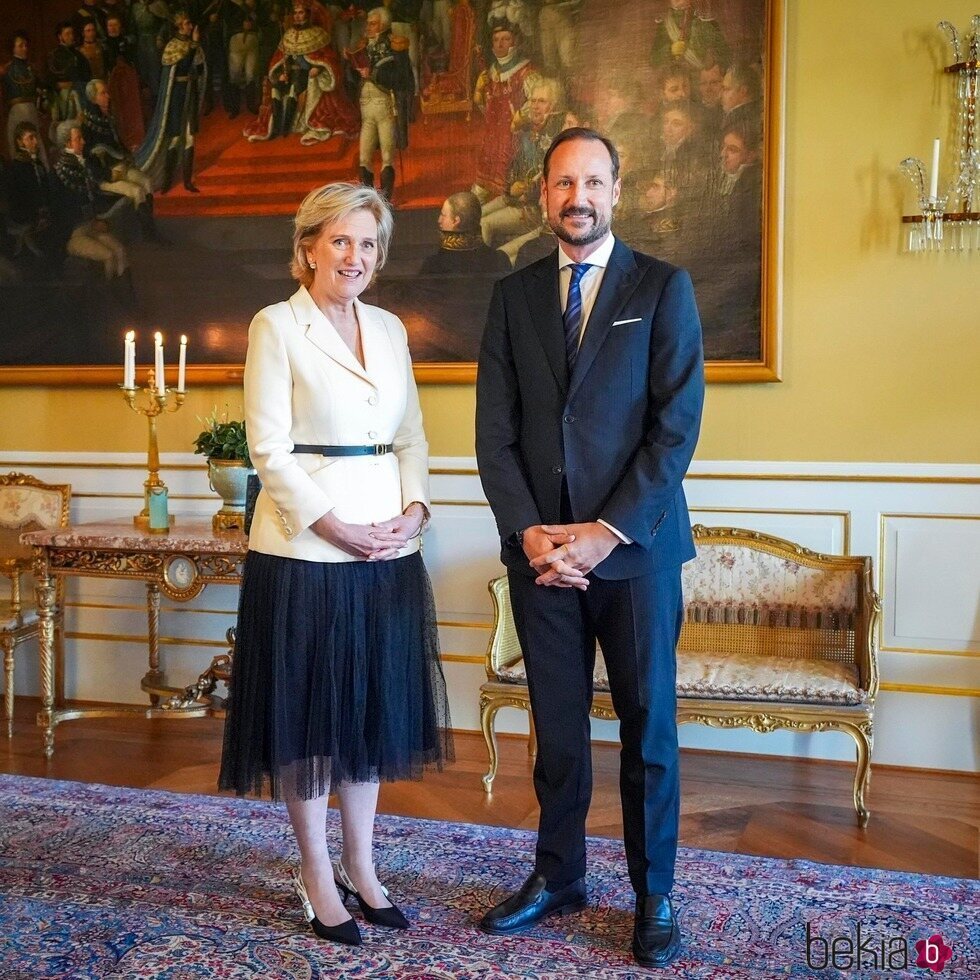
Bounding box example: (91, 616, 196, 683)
(475, 237, 705, 580)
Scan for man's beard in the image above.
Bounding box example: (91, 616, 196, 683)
(550, 206, 611, 247)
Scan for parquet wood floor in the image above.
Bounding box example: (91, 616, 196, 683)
(3, 698, 977, 880)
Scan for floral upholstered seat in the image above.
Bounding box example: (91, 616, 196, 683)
(480, 527, 880, 826)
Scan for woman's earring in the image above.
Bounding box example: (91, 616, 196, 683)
(309, 260, 316, 269)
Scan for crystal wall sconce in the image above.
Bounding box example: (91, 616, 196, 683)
(900, 16, 979, 253)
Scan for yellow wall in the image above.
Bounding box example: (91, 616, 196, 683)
(2, 0, 978, 462)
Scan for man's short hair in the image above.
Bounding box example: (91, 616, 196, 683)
(446, 191, 482, 235)
(721, 121, 761, 154)
(11, 30, 30, 51)
(13, 120, 38, 146)
(55, 20, 73, 38)
(85, 78, 106, 102)
(727, 63, 762, 102)
(530, 76, 564, 110)
(368, 6, 392, 29)
(56, 120, 80, 149)
(542, 127, 620, 182)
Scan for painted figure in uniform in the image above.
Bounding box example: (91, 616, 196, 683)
(2, 32, 47, 163)
(472, 18, 539, 203)
(245, 1, 359, 144)
(134, 10, 206, 193)
(651, 0, 729, 73)
(350, 6, 413, 199)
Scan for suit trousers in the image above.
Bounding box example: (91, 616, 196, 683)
(507, 563, 683, 896)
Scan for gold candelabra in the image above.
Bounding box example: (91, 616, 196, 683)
(122, 370, 185, 529)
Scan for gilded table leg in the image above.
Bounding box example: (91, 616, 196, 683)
(32, 547, 57, 758)
(144, 581, 163, 706)
(3, 635, 15, 739)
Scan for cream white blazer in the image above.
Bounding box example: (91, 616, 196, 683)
(245, 286, 430, 563)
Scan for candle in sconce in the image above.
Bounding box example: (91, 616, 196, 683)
(929, 138, 941, 200)
(177, 335, 187, 393)
(154, 332, 165, 396)
(123, 330, 135, 389)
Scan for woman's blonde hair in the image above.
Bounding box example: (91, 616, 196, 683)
(290, 182, 394, 288)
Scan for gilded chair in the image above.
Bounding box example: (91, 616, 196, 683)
(0, 473, 71, 737)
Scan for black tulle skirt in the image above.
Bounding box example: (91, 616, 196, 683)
(218, 550, 453, 801)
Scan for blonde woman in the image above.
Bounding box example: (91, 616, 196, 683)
(219, 182, 452, 946)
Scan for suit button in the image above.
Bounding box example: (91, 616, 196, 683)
(368, 395, 378, 406)
(563, 414, 575, 424)
(552, 465, 563, 474)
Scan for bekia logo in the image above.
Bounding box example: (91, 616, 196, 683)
(806, 922, 954, 973)
(915, 934, 954, 973)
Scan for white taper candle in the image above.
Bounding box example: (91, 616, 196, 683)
(177, 335, 187, 393)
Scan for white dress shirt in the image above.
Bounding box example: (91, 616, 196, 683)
(555, 233, 632, 545)
(557, 231, 616, 349)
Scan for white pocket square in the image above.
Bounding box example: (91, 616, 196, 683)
(612, 317, 642, 326)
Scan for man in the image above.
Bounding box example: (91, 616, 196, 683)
(245, 0, 358, 143)
(6, 122, 58, 262)
(83, 79, 161, 240)
(471, 19, 538, 202)
(721, 62, 760, 132)
(53, 121, 129, 279)
(104, 13, 146, 150)
(78, 20, 108, 81)
(479, 76, 562, 250)
(133, 10, 206, 193)
(658, 101, 704, 193)
(2, 32, 46, 163)
(352, 6, 412, 198)
(421, 190, 511, 275)
(48, 21, 92, 125)
(475, 127, 704, 969)
(697, 60, 724, 143)
(223, 0, 262, 116)
(651, 0, 729, 72)
(74, 0, 108, 42)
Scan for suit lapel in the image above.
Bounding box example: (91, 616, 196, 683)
(289, 287, 374, 386)
(568, 239, 640, 399)
(525, 256, 568, 392)
(354, 298, 391, 390)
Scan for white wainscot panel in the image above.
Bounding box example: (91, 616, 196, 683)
(426, 507, 504, 619)
(689, 509, 847, 555)
(879, 651, 980, 691)
(883, 516, 980, 652)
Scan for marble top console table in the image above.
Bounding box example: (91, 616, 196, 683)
(21, 519, 247, 757)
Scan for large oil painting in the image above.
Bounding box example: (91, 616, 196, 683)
(0, 0, 782, 385)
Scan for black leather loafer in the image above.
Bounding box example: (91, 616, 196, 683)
(479, 872, 588, 935)
(632, 894, 682, 968)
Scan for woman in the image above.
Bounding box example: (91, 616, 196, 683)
(219, 182, 452, 946)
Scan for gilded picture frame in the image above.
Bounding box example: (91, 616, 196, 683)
(0, 0, 783, 386)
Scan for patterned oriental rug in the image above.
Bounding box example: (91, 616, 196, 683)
(0, 776, 976, 979)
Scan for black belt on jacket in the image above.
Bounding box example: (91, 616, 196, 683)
(291, 443, 394, 457)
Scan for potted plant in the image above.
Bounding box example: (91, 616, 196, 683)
(194, 409, 255, 532)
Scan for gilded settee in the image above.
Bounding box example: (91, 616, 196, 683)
(478, 526, 881, 826)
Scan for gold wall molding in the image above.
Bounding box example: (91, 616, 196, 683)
(66, 631, 230, 648)
(880, 682, 980, 698)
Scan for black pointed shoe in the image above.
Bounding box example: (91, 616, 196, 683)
(293, 870, 362, 945)
(333, 860, 410, 930)
(632, 894, 681, 968)
(479, 872, 588, 935)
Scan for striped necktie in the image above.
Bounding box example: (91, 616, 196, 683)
(563, 262, 592, 369)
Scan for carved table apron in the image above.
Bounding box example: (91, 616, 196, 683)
(21, 519, 247, 757)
